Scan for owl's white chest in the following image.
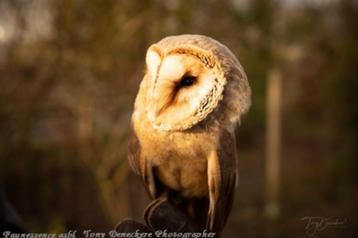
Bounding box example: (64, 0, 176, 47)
(139, 124, 216, 197)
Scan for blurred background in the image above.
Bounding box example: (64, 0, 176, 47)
(0, 0, 357, 237)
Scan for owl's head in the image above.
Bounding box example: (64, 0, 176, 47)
(144, 35, 251, 131)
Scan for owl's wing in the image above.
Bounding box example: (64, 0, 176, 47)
(128, 123, 158, 199)
(128, 123, 141, 176)
(207, 128, 238, 234)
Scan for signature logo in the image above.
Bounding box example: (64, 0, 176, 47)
(301, 216, 347, 236)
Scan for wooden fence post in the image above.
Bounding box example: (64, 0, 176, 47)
(265, 67, 282, 219)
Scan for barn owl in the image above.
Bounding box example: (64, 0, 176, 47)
(128, 34, 251, 235)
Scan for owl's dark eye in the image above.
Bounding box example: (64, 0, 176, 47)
(179, 75, 196, 87)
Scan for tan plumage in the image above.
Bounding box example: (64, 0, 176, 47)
(128, 34, 251, 235)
